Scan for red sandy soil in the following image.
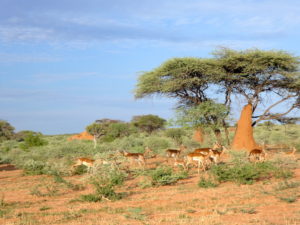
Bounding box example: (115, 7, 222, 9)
(0, 156, 299, 225)
(232, 104, 260, 151)
(68, 131, 94, 141)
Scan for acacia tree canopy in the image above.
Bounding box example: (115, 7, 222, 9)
(135, 48, 300, 127)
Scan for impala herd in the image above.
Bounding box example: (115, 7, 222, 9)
(73, 143, 297, 174)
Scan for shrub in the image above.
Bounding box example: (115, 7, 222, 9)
(150, 166, 188, 186)
(198, 177, 219, 188)
(19, 133, 48, 150)
(165, 128, 185, 144)
(72, 164, 88, 175)
(22, 160, 47, 175)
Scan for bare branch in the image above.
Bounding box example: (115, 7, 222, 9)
(252, 94, 298, 126)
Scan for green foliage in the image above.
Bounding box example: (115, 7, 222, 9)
(81, 168, 126, 202)
(86, 122, 109, 138)
(165, 128, 185, 144)
(198, 176, 219, 188)
(102, 122, 137, 142)
(132, 114, 166, 133)
(0, 120, 15, 142)
(172, 101, 229, 130)
(22, 160, 48, 175)
(79, 194, 102, 202)
(135, 48, 300, 128)
(72, 164, 88, 175)
(150, 166, 188, 186)
(210, 154, 293, 185)
(19, 133, 48, 150)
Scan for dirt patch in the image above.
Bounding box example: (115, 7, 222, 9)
(0, 157, 299, 225)
(68, 131, 94, 141)
(231, 104, 260, 151)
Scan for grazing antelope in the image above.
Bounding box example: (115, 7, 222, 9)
(121, 150, 146, 167)
(193, 142, 221, 155)
(186, 150, 213, 174)
(248, 147, 267, 163)
(166, 145, 187, 160)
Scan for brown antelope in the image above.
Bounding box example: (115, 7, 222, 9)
(284, 147, 297, 158)
(193, 143, 226, 164)
(165, 145, 187, 160)
(193, 142, 221, 155)
(72, 157, 111, 172)
(186, 150, 213, 174)
(121, 150, 146, 167)
(248, 147, 267, 163)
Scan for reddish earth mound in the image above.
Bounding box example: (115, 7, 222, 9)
(67, 131, 94, 141)
(193, 128, 204, 144)
(231, 104, 260, 151)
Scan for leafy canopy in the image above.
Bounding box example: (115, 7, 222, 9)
(135, 48, 300, 126)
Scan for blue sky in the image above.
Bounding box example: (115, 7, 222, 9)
(1, 0, 300, 134)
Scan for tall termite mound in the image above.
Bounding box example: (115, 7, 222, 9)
(231, 104, 259, 151)
(193, 128, 204, 144)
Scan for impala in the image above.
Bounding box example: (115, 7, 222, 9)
(193, 142, 221, 155)
(284, 147, 297, 158)
(72, 157, 112, 172)
(121, 150, 146, 167)
(248, 147, 266, 162)
(186, 150, 213, 174)
(166, 145, 187, 160)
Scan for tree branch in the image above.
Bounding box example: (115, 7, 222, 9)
(252, 94, 298, 126)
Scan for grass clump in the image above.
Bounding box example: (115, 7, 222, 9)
(150, 166, 188, 186)
(80, 168, 126, 202)
(198, 176, 219, 188)
(209, 151, 293, 185)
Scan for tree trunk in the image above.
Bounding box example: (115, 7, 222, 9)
(214, 129, 222, 144)
(231, 104, 259, 151)
(93, 135, 97, 149)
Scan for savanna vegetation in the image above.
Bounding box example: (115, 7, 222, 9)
(0, 48, 299, 224)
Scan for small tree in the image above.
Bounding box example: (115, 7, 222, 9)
(86, 122, 110, 148)
(0, 120, 15, 142)
(131, 115, 166, 133)
(171, 101, 229, 144)
(165, 128, 185, 144)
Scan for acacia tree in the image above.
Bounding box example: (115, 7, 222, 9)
(131, 114, 166, 134)
(0, 120, 15, 142)
(135, 48, 300, 150)
(86, 119, 114, 148)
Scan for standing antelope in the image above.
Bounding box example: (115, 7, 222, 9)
(193, 142, 221, 155)
(186, 150, 213, 174)
(165, 145, 187, 161)
(121, 150, 146, 167)
(248, 147, 267, 163)
(285, 147, 297, 159)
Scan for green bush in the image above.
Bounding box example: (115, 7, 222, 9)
(210, 161, 293, 185)
(198, 177, 219, 188)
(72, 164, 88, 175)
(150, 166, 188, 186)
(22, 160, 48, 175)
(19, 133, 48, 150)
